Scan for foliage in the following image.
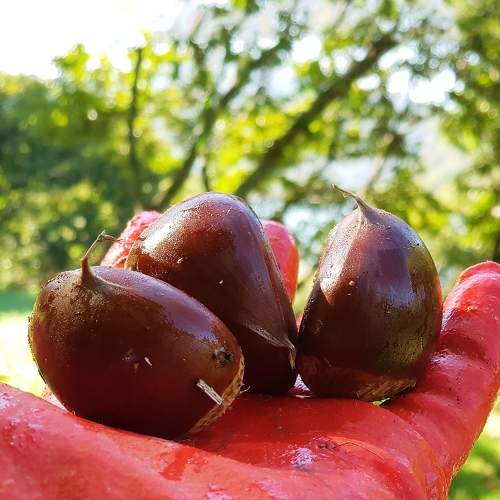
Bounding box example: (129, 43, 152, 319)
(1, 0, 500, 303)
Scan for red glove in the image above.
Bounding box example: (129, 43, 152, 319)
(260, 219, 300, 302)
(2, 261, 500, 499)
(100, 211, 161, 268)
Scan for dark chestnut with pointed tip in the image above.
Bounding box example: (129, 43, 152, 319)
(297, 187, 443, 401)
(125, 192, 298, 395)
(28, 232, 244, 440)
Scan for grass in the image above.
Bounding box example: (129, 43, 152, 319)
(1, 290, 499, 496)
(0, 291, 44, 395)
(0, 289, 40, 314)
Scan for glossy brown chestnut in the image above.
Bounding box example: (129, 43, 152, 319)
(297, 187, 443, 401)
(125, 192, 298, 395)
(28, 233, 243, 440)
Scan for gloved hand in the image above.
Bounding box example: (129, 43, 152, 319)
(1, 261, 499, 499)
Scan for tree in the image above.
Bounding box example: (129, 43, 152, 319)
(434, 0, 500, 277)
(1, 0, 498, 300)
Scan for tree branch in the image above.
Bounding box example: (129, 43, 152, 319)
(219, 36, 293, 110)
(152, 35, 298, 212)
(233, 35, 397, 200)
(152, 104, 217, 212)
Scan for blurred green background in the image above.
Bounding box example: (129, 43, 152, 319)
(2, 0, 500, 496)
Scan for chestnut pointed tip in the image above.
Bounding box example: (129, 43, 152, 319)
(332, 184, 349, 197)
(333, 185, 371, 213)
(80, 231, 120, 280)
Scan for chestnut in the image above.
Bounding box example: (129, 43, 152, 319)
(29, 233, 243, 440)
(297, 187, 443, 401)
(125, 192, 298, 395)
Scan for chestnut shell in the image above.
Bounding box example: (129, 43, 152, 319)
(125, 192, 298, 395)
(28, 266, 243, 440)
(297, 190, 443, 401)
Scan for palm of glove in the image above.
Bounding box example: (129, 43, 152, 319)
(2, 262, 499, 500)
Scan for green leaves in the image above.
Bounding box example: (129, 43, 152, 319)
(1, 0, 500, 300)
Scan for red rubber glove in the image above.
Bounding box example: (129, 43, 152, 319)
(100, 211, 161, 268)
(261, 219, 300, 302)
(2, 261, 500, 499)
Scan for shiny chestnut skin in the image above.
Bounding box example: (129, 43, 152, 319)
(126, 192, 298, 395)
(297, 188, 443, 401)
(29, 249, 243, 440)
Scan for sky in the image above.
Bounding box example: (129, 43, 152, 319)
(0, 0, 176, 78)
(0, 0, 455, 105)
